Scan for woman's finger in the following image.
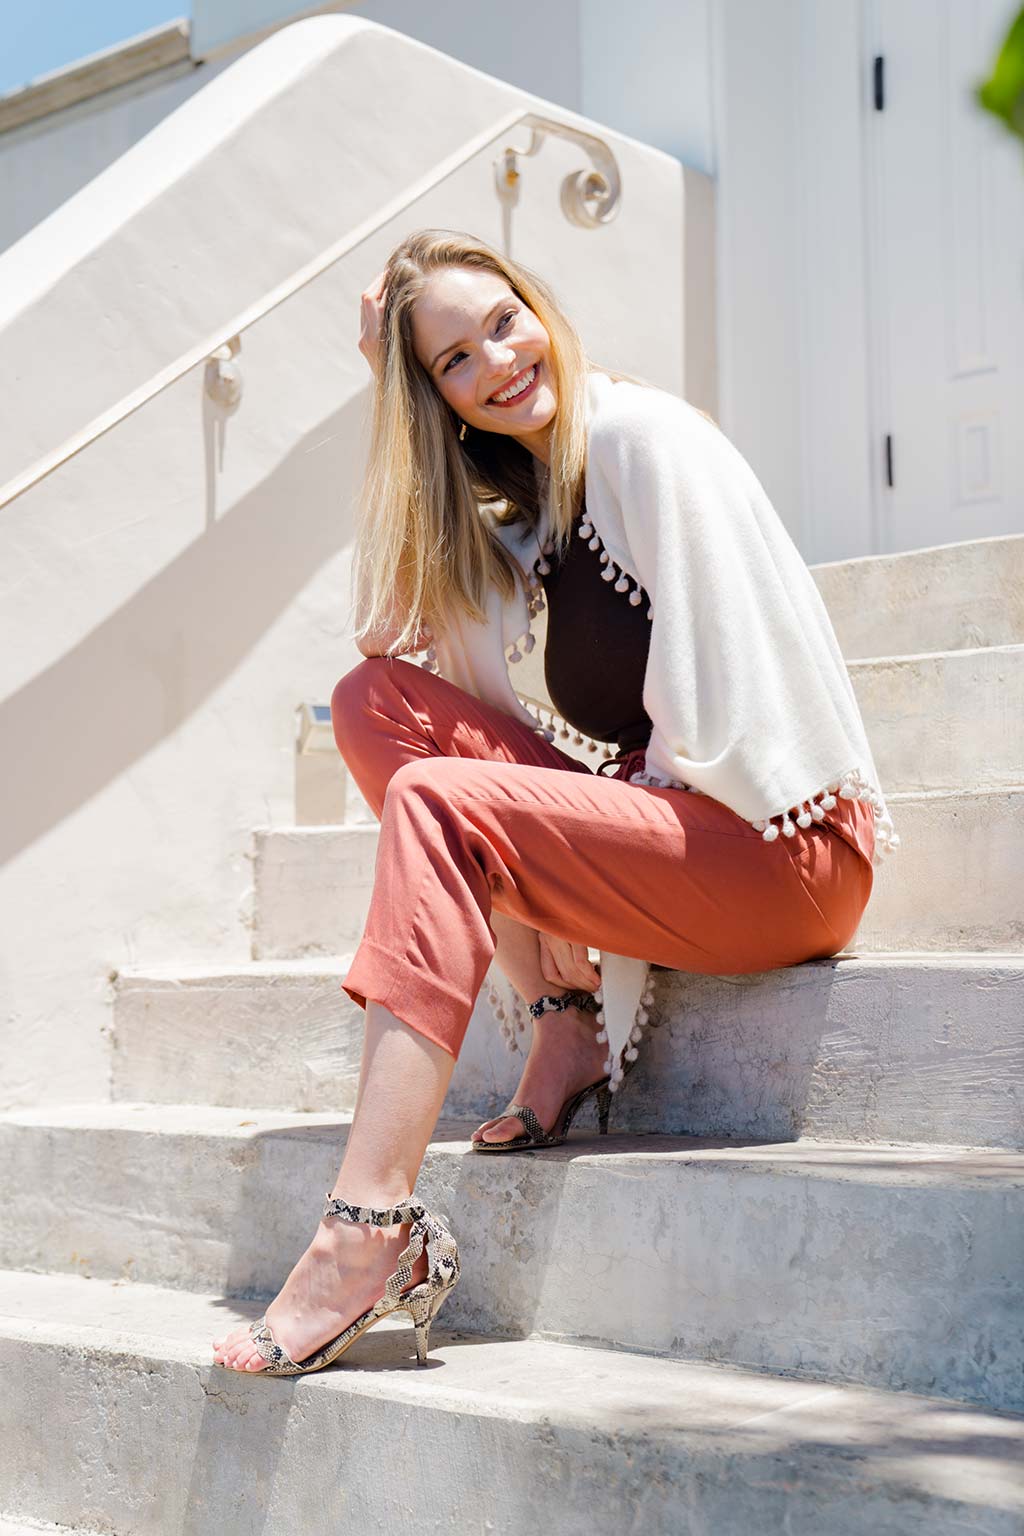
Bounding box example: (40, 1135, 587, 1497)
(538, 933, 601, 992)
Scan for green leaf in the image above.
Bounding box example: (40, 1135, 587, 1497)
(975, 5, 1024, 143)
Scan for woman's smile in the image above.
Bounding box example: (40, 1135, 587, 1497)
(487, 361, 541, 407)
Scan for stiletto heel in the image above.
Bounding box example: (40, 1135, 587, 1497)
(404, 1289, 436, 1366)
(473, 988, 636, 1153)
(229, 1194, 461, 1377)
(596, 1083, 612, 1134)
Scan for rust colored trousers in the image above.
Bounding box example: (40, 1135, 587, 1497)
(331, 656, 875, 1061)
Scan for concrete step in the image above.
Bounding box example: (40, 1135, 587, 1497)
(112, 955, 1024, 1148)
(252, 824, 377, 959)
(0, 1103, 1021, 1413)
(847, 642, 1023, 795)
(1, 1268, 1021, 1536)
(810, 531, 1024, 660)
(851, 787, 1023, 951)
(251, 786, 1024, 961)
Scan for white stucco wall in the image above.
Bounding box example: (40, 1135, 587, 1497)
(0, 14, 704, 1107)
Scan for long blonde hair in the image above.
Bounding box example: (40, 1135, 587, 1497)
(350, 228, 655, 656)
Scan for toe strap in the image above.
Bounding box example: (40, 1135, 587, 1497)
(248, 1315, 299, 1369)
(501, 1103, 559, 1145)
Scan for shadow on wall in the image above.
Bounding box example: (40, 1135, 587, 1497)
(1, 389, 367, 866)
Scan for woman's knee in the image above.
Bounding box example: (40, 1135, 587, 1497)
(330, 656, 393, 752)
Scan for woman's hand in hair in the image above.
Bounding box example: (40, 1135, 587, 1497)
(537, 932, 602, 994)
(358, 268, 388, 377)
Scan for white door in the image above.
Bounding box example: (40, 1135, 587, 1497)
(863, 0, 1024, 555)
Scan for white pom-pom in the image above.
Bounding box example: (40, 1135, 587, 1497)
(595, 1028, 608, 1043)
(628, 588, 642, 605)
(763, 822, 780, 842)
(839, 783, 856, 800)
(537, 558, 551, 575)
(594, 987, 603, 1003)
(636, 1008, 649, 1025)
(752, 820, 767, 832)
(588, 536, 601, 552)
(625, 1047, 638, 1062)
(821, 793, 837, 810)
(579, 520, 593, 538)
(630, 1026, 642, 1044)
(601, 565, 616, 582)
(797, 805, 813, 828)
(614, 576, 629, 593)
(599, 550, 610, 564)
(810, 802, 826, 822)
(646, 606, 653, 620)
(781, 817, 796, 837)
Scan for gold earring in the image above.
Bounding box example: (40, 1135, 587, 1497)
(459, 421, 467, 442)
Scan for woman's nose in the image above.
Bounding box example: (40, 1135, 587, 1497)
(483, 340, 517, 373)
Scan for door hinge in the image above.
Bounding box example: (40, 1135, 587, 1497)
(884, 434, 894, 488)
(873, 55, 885, 111)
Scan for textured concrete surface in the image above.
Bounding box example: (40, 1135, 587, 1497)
(852, 788, 1024, 951)
(848, 643, 1023, 795)
(112, 955, 1024, 1147)
(811, 532, 1024, 660)
(1, 1104, 1021, 1413)
(251, 825, 378, 960)
(632, 955, 1024, 1148)
(112, 957, 520, 1117)
(252, 786, 1024, 961)
(1, 1269, 1021, 1536)
(0, 1521, 96, 1534)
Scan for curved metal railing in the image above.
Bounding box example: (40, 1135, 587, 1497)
(0, 109, 621, 510)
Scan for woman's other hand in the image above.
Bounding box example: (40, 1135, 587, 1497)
(538, 932, 602, 993)
(358, 268, 388, 377)
(355, 622, 432, 659)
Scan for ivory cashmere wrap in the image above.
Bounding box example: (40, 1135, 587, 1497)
(416, 369, 899, 1084)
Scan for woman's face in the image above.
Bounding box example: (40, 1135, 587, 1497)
(410, 266, 558, 464)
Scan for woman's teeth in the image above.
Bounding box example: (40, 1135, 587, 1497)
(490, 364, 537, 404)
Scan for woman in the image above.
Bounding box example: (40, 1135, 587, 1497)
(212, 229, 898, 1377)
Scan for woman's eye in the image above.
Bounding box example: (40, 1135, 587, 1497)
(443, 310, 517, 373)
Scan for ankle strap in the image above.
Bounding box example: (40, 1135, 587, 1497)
(321, 1193, 426, 1227)
(528, 988, 600, 1020)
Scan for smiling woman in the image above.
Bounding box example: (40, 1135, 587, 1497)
(212, 226, 891, 1381)
(413, 271, 555, 457)
(348, 229, 645, 664)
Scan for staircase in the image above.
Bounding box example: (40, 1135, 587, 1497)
(1, 533, 1022, 1534)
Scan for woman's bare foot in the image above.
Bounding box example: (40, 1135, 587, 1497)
(211, 1208, 429, 1371)
(471, 1004, 607, 1145)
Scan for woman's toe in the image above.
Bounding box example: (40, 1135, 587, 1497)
(471, 1116, 503, 1143)
(481, 1115, 525, 1143)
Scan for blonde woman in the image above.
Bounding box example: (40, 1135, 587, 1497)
(212, 229, 895, 1377)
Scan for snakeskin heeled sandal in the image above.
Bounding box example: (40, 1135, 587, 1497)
(472, 988, 617, 1153)
(233, 1193, 461, 1375)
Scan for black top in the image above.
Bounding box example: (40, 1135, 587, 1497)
(539, 493, 653, 755)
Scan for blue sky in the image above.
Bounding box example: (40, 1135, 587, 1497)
(1, 1, 186, 96)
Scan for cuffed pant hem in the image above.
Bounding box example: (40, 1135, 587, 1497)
(341, 940, 477, 1061)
